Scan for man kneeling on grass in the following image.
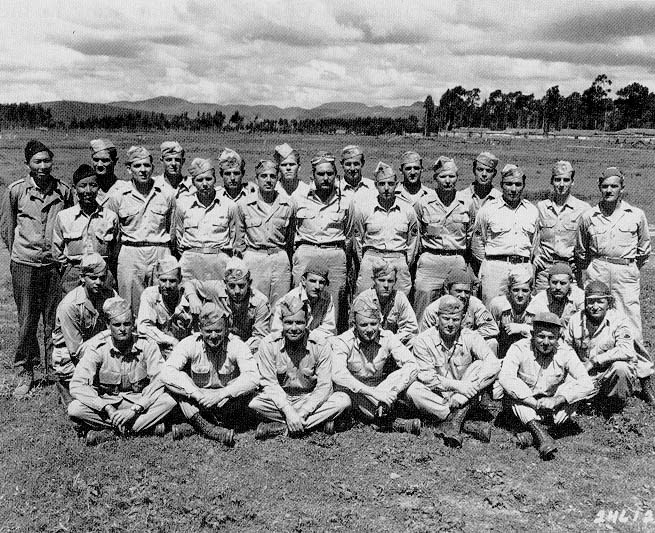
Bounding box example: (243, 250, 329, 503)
(161, 302, 259, 446)
(68, 297, 176, 445)
(407, 295, 501, 447)
(499, 312, 594, 460)
(249, 295, 351, 440)
(331, 297, 421, 434)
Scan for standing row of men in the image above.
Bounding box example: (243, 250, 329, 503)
(1, 138, 653, 459)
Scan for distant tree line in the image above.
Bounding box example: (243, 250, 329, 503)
(3, 74, 655, 134)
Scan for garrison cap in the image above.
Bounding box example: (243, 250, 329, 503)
(437, 295, 464, 315)
(552, 160, 573, 177)
(507, 266, 533, 287)
(274, 143, 299, 164)
(585, 280, 612, 299)
(310, 150, 336, 168)
(155, 257, 180, 277)
(601, 167, 623, 180)
(198, 302, 229, 327)
(548, 262, 573, 278)
(103, 296, 131, 321)
(371, 258, 397, 279)
(218, 148, 243, 170)
(73, 163, 96, 185)
(125, 146, 152, 164)
(160, 141, 184, 156)
(188, 158, 214, 178)
(90, 139, 117, 157)
(400, 150, 422, 167)
(501, 164, 525, 180)
(255, 159, 278, 174)
(25, 140, 53, 162)
(224, 257, 250, 281)
(444, 268, 474, 288)
(303, 258, 329, 282)
(475, 151, 498, 169)
(433, 156, 458, 175)
(351, 294, 382, 320)
(374, 161, 395, 181)
(532, 311, 562, 329)
(279, 295, 308, 319)
(80, 253, 107, 276)
(341, 145, 364, 161)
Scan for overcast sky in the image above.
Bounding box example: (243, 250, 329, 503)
(3, 0, 655, 108)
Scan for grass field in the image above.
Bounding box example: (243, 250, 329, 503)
(1, 132, 655, 532)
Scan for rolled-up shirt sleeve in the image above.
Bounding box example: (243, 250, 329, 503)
(256, 339, 292, 411)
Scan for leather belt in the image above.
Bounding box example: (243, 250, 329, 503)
(246, 247, 283, 255)
(423, 249, 464, 256)
(184, 247, 226, 255)
(593, 255, 635, 266)
(122, 242, 170, 248)
(297, 241, 345, 250)
(486, 254, 530, 264)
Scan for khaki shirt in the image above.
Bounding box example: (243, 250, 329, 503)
(161, 333, 259, 399)
(489, 295, 534, 357)
(294, 188, 350, 245)
(219, 182, 257, 203)
(52, 203, 119, 264)
(235, 191, 295, 252)
(339, 177, 376, 207)
(351, 288, 418, 346)
(256, 331, 333, 413)
(473, 197, 538, 260)
(415, 190, 472, 252)
(174, 193, 237, 252)
(271, 286, 336, 338)
(350, 197, 419, 263)
(331, 329, 418, 393)
(1, 176, 74, 265)
(52, 285, 116, 354)
(534, 195, 590, 262)
(70, 332, 166, 412)
(457, 184, 502, 220)
(153, 174, 194, 199)
(276, 179, 310, 202)
(421, 295, 499, 339)
(412, 327, 500, 392)
(575, 200, 651, 264)
(106, 179, 176, 244)
(395, 183, 434, 206)
(526, 287, 584, 327)
(499, 338, 594, 404)
(228, 288, 271, 353)
(136, 286, 194, 348)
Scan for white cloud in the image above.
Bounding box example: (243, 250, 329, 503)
(1, 0, 655, 107)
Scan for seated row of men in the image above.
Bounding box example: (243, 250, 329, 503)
(58, 251, 654, 459)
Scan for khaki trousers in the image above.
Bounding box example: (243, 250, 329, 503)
(248, 391, 351, 429)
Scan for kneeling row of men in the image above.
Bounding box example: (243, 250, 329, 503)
(60, 252, 653, 459)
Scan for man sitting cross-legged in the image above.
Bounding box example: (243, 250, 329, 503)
(499, 312, 594, 460)
(407, 295, 500, 447)
(68, 297, 176, 445)
(161, 302, 260, 445)
(331, 297, 421, 434)
(249, 295, 350, 440)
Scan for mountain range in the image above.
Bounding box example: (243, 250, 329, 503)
(38, 96, 425, 123)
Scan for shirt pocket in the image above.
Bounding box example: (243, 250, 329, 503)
(62, 228, 85, 255)
(488, 218, 512, 237)
(129, 364, 149, 392)
(191, 364, 212, 388)
(616, 219, 637, 247)
(98, 368, 121, 395)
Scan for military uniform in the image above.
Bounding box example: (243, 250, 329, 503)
(473, 197, 538, 304)
(457, 184, 502, 221)
(270, 285, 336, 339)
(249, 331, 350, 429)
(526, 286, 585, 328)
(331, 328, 418, 419)
(499, 337, 594, 425)
(106, 179, 176, 313)
(395, 183, 434, 206)
(1, 175, 74, 374)
(533, 195, 590, 291)
(236, 191, 295, 308)
(575, 200, 651, 343)
(52, 203, 119, 293)
(351, 196, 419, 296)
(174, 192, 237, 281)
(161, 332, 260, 422)
(68, 331, 176, 433)
(413, 190, 472, 319)
(406, 327, 500, 420)
(421, 294, 499, 340)
(489, 295, 534, 358)
(350, 288, 418, 346)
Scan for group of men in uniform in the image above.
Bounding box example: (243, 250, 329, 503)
(1, 136, 654, 460)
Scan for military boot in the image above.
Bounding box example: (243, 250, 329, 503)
(189, 413, 235, 446)
(86, 429, 117, 446)
(437, 404, 470, 448)
(513, 431, 534, 448)
(640, 376, 655, 405)
(462, 420, 491, 443)
(254, 422, 287, 440)
(172, 423, 196, 441)
(391, 418, 421, 435)
(527, 420, 557, 459)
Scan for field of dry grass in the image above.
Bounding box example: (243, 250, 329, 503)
(1, 131, 655, 532)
